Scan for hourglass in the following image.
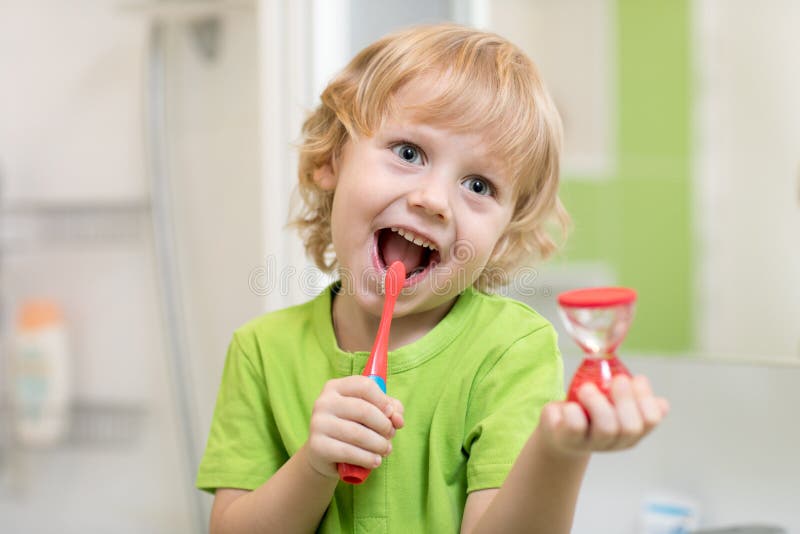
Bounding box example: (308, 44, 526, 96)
(557, 287, 637, 404)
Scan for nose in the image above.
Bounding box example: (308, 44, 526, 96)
(407, 178, 452, 221)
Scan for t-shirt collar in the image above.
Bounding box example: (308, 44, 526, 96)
(312, 281, 479, 375)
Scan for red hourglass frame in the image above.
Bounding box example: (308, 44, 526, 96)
(557, 287, 637, 404)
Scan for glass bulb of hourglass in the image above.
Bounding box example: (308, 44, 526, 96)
(558, 303, 635, 356)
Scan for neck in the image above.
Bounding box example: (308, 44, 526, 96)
(331, 290, 456, 353)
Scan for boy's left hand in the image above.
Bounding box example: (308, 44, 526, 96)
(538, 374, 669, 456)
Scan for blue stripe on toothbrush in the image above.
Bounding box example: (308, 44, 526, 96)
(367, 375, 386, 393)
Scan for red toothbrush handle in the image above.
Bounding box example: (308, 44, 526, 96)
(338, 462, 371, 484)
(337, 262, 404, 485)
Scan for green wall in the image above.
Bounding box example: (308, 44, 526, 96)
(558, 0, 693, 353)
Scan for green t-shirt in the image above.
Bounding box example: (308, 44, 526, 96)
(197, 284, 564, 533)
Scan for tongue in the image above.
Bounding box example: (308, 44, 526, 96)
(381, 231, 424, 276)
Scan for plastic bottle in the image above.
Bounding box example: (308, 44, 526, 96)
(13, 300, 72, 446)
(639, 493, 699, 534)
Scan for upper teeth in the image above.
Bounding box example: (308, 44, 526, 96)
(390, 227, 437, 251)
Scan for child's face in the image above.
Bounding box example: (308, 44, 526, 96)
(316, 83, 516, 318)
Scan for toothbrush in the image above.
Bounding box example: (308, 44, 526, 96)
(338, 260, 406, 485)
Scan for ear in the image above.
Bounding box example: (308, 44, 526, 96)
(313, 163, 337, 191)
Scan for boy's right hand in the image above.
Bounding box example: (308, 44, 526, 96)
(305, 376, 405, 479)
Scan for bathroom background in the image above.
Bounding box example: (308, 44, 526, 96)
(0, 0, 797, 532)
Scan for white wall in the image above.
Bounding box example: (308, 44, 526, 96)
(161, 3, 265, 463)
(567, 354, 799, 533)
(487, 0, 616, 178)
(0, 2, 194, 531)
(695, 0, 800, 361)
(0, 2, 147, 203)
(0, 1, 264, 531)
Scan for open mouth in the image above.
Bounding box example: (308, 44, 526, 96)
(375, 227, 441, 284)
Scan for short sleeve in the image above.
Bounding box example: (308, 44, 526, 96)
(196, 332, 288, 493)
(462, 324, 564, 493)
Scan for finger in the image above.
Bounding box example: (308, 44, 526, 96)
(539, 401, 563, 428)
(340, 376, 395, 417)
(336, 396, 395, 438)
(657, 397, 671, 416)
(314, 435, 384, 469)
(578, 383, 619, 450)
(560, 401, 590, 449)
(611, 375, 645, 449)
(632, 375, 663, 432)
(391, 397, 405, 416)
(320, 416, 393, 457)
(388, 398, 405, 429)
(389, 410, 404, 430)
(537, 401, 564, 442)
(542, 401, 590, 452)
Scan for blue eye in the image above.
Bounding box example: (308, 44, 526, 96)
(463, 176, 494, 196)
(391, 143, 423, 165)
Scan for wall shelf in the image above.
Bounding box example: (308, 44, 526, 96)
(0, 200, 153, 459)
(0, 200, 152, 251)
(0, 401, 148, 449)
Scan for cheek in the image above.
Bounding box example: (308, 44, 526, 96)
(469, 223, 513, 274)
(329, 194, 358, 256)
(468, 212, 512, 256)
(337, 169, 392, 212)
(451, 233, 500, 281)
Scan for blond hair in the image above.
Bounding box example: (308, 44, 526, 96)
(292, 23, 569, 291)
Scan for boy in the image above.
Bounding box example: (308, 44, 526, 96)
(197, 23, 668, 533)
